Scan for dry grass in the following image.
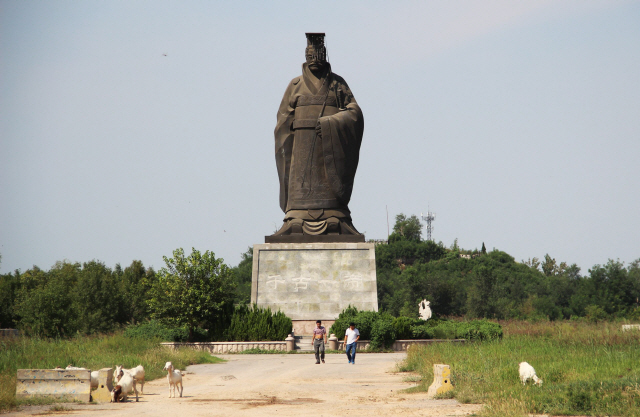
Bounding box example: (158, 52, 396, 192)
(399, 320, 640, 416)
(0, 333, 223, 412)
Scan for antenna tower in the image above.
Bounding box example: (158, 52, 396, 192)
(421, 209, 436, 242)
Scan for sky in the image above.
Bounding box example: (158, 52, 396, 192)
(1, 0, 639, 275)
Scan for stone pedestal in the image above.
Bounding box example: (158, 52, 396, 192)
(328, 334, 339, 350)
(285, 334, 295, 352)
(251, 242, 378, 333)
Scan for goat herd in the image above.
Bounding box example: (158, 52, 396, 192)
(60, 360, 542, 404)
(62, 361, 184, 403)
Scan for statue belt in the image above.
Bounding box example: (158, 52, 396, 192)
(292, 119, 318, 129)
(296, 95, 337, 107)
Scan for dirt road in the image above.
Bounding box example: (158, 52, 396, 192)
(7, 353, 481, 416)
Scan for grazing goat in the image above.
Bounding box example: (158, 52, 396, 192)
(162, 361, 184, 398)
(519, 362, 543, 386)
(65, 365, 99, 390)
(113, 365, 145, 393)
(110, 368, 139, 402)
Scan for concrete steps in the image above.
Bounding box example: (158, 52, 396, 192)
(294, 335, 315, 352)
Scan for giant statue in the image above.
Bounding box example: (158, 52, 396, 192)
(267, 33, 365, 243)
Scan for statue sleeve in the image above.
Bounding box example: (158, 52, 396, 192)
(274, 80, 297, 212)
(318, 95, 364, 205)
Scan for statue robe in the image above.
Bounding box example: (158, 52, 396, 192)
(274, 63, 364, 217)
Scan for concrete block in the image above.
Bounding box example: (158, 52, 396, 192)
(91, 368, 114, 403)
(427, 364, 453, 397)
(0, 329, 20, 339)
(622, 324, 640, 331)
(16, 369, 91, 402)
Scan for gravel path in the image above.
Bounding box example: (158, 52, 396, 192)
(6, 352, 481, 416)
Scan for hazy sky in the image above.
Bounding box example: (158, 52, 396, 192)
(1, 0, 639, 274)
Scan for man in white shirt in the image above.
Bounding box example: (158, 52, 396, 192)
(344, 322, 360, 364)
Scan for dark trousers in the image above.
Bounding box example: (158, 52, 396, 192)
(314, 339, 325, 363)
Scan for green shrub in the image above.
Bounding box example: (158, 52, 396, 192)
(455, 319, 503, 340)
(124, 320, 208, 342)
(353, 310, 378, 340)
(410, 319, 502, 341)
(585, 304, 607, 323)
(370, 314, 397, 350)
(225, 304, 292, 341)
(329, 305, 360, 339)
(393, 316, 418, 339)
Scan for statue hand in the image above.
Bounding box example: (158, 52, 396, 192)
(315, 122, 322, 138)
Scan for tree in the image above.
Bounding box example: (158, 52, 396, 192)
(542, 254, 567, 277)
(74, 260, 121, 334)
(116, 260, 156, 324)
(231, 247, 253, 304)
(0, 271, 20, 328)
(391, 213, 422, 242)
(148, 248, 236, 341)
(15, 263, 80, 337)
(481, 242, 487, 254)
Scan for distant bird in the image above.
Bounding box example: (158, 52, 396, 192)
(162, 53, 167, 56)
(224, 230, 226, 233)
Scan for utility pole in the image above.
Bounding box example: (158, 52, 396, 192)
(421, 209, 436, 242)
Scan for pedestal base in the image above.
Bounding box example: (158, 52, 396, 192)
(251, 242, 378, 331)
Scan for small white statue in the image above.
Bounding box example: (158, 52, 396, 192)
(419, 299, 432, 321)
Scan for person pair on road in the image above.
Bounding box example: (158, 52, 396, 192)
(313, 320, 360, 364)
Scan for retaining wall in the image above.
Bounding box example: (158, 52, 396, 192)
(161, 341, 287, 354)
(162, 339, 466, 353)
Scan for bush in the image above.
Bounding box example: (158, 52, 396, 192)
(394, 316, 418, 339)
(225, 304, 292, 341)
(455, 319, 503, 340)
(124, 320, 208, 342)
(330, 308, 398, 350)
(370, 314, 396, 349)
(353, 310, 378, 340)
(585, 305, 607, 323)
(329, 305, 360, 339)
(409, 319, 502, 341)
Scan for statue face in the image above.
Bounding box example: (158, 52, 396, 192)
(306, 46, 326, 72)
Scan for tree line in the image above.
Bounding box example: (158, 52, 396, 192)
(2, 213, 638, 338)
(0, 248, 242, 338)
(377, 214, 640, 321)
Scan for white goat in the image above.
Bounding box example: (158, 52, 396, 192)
(113, 365, 145, 393)
(65, 365, 99, 390)
(519, 362, 543, 386)
(110, 368, 139, 402)
(162, 361, 184, 398)
(419, 299, 432, 321)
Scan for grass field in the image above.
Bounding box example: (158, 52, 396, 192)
(0, 333, 223, 412)
(399, 320, 640, 417)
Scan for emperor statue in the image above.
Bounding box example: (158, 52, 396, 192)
(267, 33, 365, 243)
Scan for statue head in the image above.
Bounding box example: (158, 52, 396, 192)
(305, 32, 327, 73)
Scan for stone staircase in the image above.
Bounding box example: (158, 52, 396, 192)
(294, 335, 315, 352)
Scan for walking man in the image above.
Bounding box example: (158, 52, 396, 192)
(313, 320, 327, 364)
(344, 322, 360, 364)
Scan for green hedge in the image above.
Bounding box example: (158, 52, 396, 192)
(124, 320, 209, 342)
(330, 307, 503, 350)
(224, 304, 292, 341)
(329, 307, 397, 349)
(411, 318, 503, 340)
